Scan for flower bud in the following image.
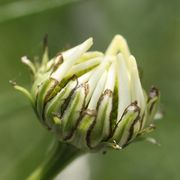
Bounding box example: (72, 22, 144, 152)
(12, 35, 160, 152)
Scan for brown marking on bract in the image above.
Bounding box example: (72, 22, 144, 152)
(63, 83, 89, 141)
(82, 109, 97, 117)
(124, 110, 141, 146)
(52, 54, 64, 73)
(148, 86, 159, 102)
(87, 89, 113, 148)
(110, 101, 140, 139)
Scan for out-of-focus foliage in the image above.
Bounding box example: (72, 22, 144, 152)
(0, 0, 180, 179)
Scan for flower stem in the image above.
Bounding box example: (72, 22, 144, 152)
(27, 140, 83, 180)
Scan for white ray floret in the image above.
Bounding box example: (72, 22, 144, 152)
(78, 68, 97, 84)
(75, 51, 103, 64)
(13, 34, 160, 153)
(104, 61, 116, 91)
(51, 38, 93, 82)
(66, 57, 102, 77)
(105, 35, 130, 57)
(105, 35, 132, 73)
(85, 58, 111, 104)
(88, 71, 108, 109)
(129, 55, 146, 112)
(116, 53, 131, 120)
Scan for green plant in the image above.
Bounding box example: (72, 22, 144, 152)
(11, 35, 160, 179)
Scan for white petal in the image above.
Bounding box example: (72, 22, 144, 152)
(104, 61, 116, 91)
(75, 51, 103, 64)
(78, 68, 97, 84)
(66, 57, 102, 77)
(105, 35, 130, 58)
(85, 58, 111, 104)
(129, 55, 145, 112)
(51, 38, 93, 82)
(88, 71, 107, 109)
(117, 53, 131, 120)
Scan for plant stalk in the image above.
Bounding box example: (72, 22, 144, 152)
(27, 141, 83, 180)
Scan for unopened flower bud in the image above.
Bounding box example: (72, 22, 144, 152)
(12, 35, 160, 152)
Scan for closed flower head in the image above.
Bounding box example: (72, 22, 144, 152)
(12, 35, 160, 152)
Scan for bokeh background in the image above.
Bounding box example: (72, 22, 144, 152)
(0, 0, 180, 179)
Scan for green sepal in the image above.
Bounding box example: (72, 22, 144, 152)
(89, 89, 113, 148)
(110, 102, 140, 148)
(61, 83, 87, 140)
(145, 87, 160, 126)
(10, 80, 34, 105)
(44, 80, 77, 129)
(70, 109, 96, 150)
(36, 78, 58, 125)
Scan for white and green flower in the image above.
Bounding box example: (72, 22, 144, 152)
(12, 35, 160, 152)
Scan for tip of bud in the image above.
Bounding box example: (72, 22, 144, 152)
(78, 37, 93, 53)
(21, 56, 36, 75)
(21, 56, 29, 64)
(9, 80, 17, 86)
(106, 34, 130, 56)
(149, 86, 159, 98)
(114, 34, 126, 42)
(86, 37, 93, 46)
(51, 38, 93, 82)
(129, 55, 136, 67)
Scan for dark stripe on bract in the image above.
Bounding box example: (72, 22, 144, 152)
(86, 91, 106, 149)
(49, 74, 79, 103)
(86, 89, 113, 149)
(60, 78, 79, 118)
(139, 112, 145, 130)
(109, 101, 138, 139)
(41, 79, 59, 129)
(63, 83, 89, 141)
(149, 101, 156, 114)
(86, 119, 96, 149)
(44, 79, 59, 103)
(147, 87, 159, 102)
(103, 90, 113, 140)
(147, 87, 159, 114)
(35, 80, 53, 129)
(110, 86, 118, 131)
(82, 109, 97, 149)
(124, 107, 140, 147)
(51, 54, 64, 74)
(41, 75, 77, 129)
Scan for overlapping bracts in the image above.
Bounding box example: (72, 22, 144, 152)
(13, 35, 160, 152)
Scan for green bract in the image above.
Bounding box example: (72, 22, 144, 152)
(13, 35, 160, 152)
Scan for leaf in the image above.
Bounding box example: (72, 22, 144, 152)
(0, 0, 80, 23)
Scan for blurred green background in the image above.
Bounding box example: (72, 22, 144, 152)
(0, 0, 180, 179)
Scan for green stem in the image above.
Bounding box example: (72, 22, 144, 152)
(27, 141, 83, 180)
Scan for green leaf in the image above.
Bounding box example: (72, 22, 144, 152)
(0, 0, 80, 23)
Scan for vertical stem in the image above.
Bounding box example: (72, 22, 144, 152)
(27, 141, 83, 180)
